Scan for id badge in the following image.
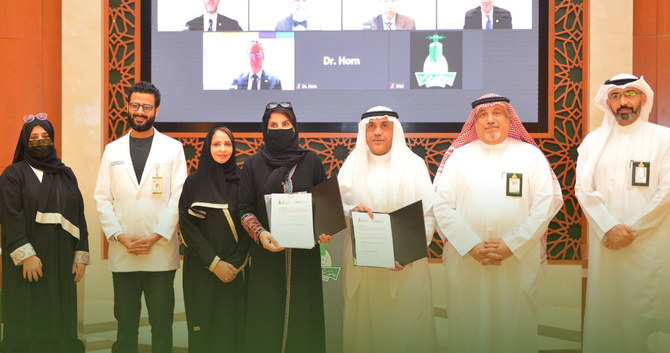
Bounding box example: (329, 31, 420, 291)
(631, 161, 650, 186)
(152, 176, 163, 194)
(506, 173, 522, 197)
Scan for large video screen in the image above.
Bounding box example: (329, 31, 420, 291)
(148, 0, 545, 132)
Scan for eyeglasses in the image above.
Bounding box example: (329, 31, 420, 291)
(23, 113, 48, 123)
(266, 101, 292, 109)
(608, 90, 642, 100)
(128, 102, 155, 112)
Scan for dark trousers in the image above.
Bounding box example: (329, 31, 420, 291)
(111, 271, 176, 353)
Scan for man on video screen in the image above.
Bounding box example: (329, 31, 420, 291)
(463, 0, 512, 30)
(231, 41, 283, 90)
(363, 0, 415, 30)
(185, 0, 242, 32)
(275, 0, 322, 31)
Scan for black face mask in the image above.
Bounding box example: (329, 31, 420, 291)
(267, 128, 295, 149)
(28, 138, 54, 159)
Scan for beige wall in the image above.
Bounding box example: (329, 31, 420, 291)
(61, 0, 109, 329)
(587, 0, 633, 131)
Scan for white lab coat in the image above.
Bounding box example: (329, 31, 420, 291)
(94, 129, 187, 272)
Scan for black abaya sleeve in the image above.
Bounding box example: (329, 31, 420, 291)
(0, 166, 31, 255)
(224, 214, 251, 269)
(69, 170, 89, 253)
(238, 158, 259, 220)
(178, 176, 217, 268)
(312, 153, 327, 185)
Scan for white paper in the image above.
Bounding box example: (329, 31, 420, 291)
(351, 212, 395, 268)
(268, 193, 315, 249)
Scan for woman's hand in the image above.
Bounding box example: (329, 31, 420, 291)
(213, 261, 237, 283)
(259, 231, 284, 252)
(23, 255, 43, 282)
(72, 263, 86, 283)
(317, 234, 333, 244)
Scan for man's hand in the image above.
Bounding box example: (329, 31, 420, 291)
(213, 261, 237, 283)
(23, 255, 43, 282)
(72, 263, 86, 283)
(353, 203, 374, 220)
(129, 233, 162, 254)
(468, 242, 491, 263)
(118, 233, 161, 255)
(259, 231, 284, 252)
(388, 260, 406, 271)
(604, 224, 636, 250)
(481, 239, 513, 265)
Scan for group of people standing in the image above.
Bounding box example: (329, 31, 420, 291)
(1, 74, 668, 353)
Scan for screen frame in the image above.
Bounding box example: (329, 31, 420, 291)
(142, 1, 549, 134)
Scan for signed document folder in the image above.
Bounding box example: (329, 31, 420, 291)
(350, 200, 427, 268)
(265, 177, 346, 249)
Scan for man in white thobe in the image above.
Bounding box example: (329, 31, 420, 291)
(434, 94, 563, 353)
(576, 74, 670, 353)
(338, 106, 438, 353)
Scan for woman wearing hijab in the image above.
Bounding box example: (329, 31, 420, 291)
(0, 114, 89, 353)
(239, 102, 332, 353)
(178, 125, 250, 352)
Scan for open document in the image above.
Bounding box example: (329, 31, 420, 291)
(265, 177, 346, 249)
(350, 200, 427, 268)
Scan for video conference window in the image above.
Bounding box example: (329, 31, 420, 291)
(438, 0, 532, 30)
(203, 33, 295, 90)
(249, 0, 342, 31)
(341, 0, 436, 31)
(151, 0, 542, 128)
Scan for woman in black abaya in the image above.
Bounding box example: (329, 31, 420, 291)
(239, 102, 332, 353)
(0, 114, 89, 353)
(179, 125, 250, 352)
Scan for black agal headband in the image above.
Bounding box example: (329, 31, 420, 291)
(361, 110, 399, 120)
(604, 77, 638, 86)
(471, 96, 510, 109)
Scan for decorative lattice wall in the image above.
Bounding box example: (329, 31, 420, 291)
(105, 0, 586, 262)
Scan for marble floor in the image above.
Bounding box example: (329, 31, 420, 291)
(81, 264, 584, 352)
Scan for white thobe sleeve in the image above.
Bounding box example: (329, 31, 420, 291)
(413, 158, 437, 245)
(575, 144, 621, 240)
(502, 154, 558, 260)
(152, 144, 188, 240)
(434, 157, 481, 256)
(627, 147, 670, 235)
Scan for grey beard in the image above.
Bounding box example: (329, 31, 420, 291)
(614, 109, 640, 124)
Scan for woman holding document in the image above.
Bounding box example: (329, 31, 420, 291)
(239, 102, 332, 353)
(178, 125, 250, 352)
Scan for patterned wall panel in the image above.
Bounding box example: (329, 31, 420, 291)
(105, 0, 585, 262)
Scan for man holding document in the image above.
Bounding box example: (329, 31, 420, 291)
(433, 94, 563, 353)
(338, 106, 438, 353)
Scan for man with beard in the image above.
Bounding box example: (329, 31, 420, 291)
(185, 0, 242, 32)
(433, 94, 562, 353)
(576, 74, 670, 352)
(338, 106, 438, 353)
(94, 81, 187, 353)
